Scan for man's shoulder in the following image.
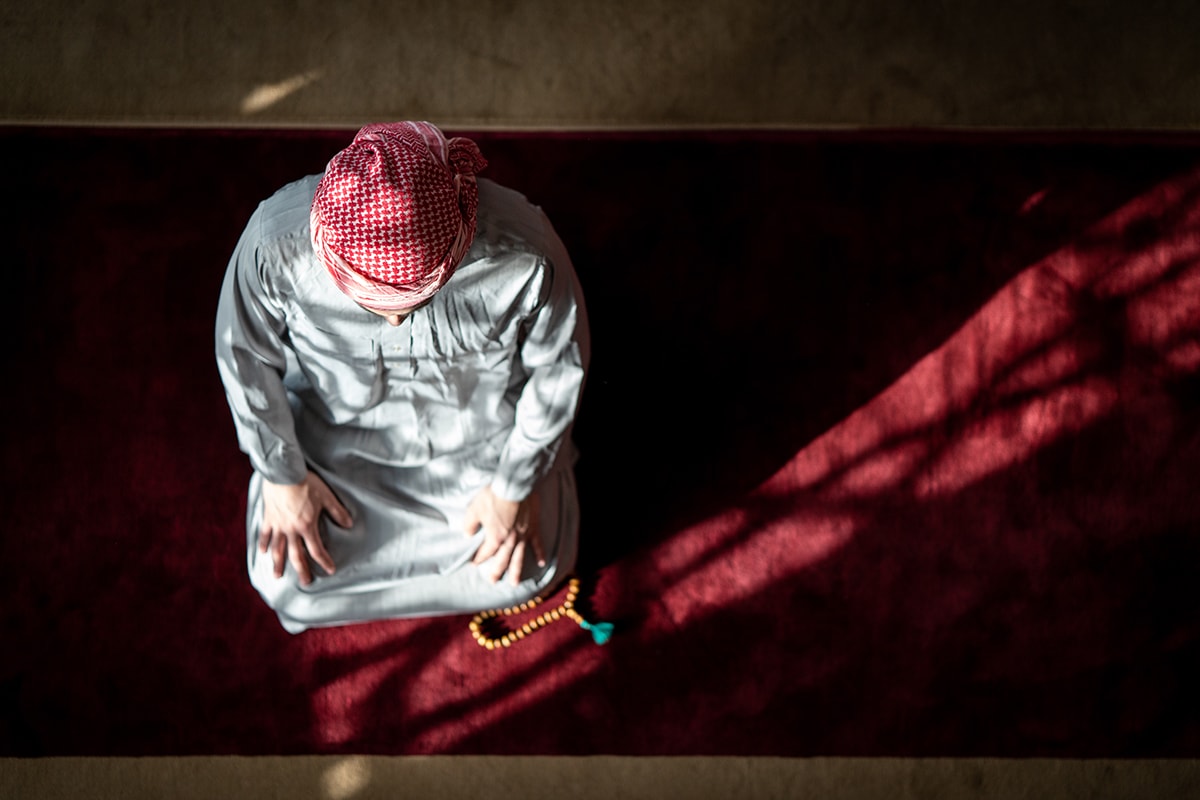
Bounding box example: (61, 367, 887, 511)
(477, 177, 535, 215)
(451, 177, 579, 305)
(253, 174, 322, 245)
(474, 179, 550, 254)
(236, 175, 324, 296)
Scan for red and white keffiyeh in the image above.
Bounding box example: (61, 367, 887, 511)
(310, 121, 487, 312)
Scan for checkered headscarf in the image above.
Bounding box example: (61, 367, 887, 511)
(310, 121, 487, 312)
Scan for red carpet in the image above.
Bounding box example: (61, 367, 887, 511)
(1, 128, 1198, 756)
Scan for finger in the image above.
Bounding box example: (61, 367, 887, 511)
(489, 536, 517, 583)
(323, 491, 353, 529)
(288, 534, 313, 586)
(530, 525, 547, 568)
(463, 504, 481, 535)
(258, 523, 272, 554)
(508, 540, 526, 586)
(271, 533, 287, 579)
(472, 530, 502, 565)
(525, 495, 546, 567)
(302, 531, 337, 576)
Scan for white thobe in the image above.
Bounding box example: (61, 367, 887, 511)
(215, 176, 589, 633)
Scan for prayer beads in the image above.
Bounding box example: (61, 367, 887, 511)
(470, 577, 589, 649)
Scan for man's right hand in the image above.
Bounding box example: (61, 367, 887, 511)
(259, 471, 352, 586)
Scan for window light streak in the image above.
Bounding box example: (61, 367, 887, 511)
(647, 509, 859, 632)
(407, 637, 602, 750)
(1165, 338, 1200, 374)
(1123, 258, 1200, 352)
(1049, 176, 1200, 290)
(321, 756, 371, 800)
(311, 649, 399, 747)
(241, 69, 324, 114)
(780, 270, 1081, 499)
(1019, 186, 1051, 215)
(305, 617, 599, 752)
(641, 165, 1200, 615)
(913, 375, 1119, 500)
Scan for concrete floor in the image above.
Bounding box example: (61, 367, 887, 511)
(2, 0, 1199, 129)
(4, 756, 1200, 800)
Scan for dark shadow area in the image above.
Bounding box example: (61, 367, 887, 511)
(472, 132, 1200, 570)
(0, 127, 1197, 756)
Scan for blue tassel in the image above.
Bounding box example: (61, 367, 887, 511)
(579, 619, 615, 645)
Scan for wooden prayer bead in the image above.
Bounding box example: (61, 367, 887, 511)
(469, 575, 601, 650)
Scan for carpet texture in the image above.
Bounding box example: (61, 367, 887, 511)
(1, 128, 1198, 756)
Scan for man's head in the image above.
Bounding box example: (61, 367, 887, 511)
(310, 121, 487, 314)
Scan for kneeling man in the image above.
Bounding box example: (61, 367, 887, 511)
(215, 122, 588, 633)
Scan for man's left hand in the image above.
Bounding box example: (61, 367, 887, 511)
(464, 486, 544, 585)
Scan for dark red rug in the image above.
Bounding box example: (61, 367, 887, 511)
(2, 127, 1198, 756)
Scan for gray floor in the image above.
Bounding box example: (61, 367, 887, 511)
(4, 756, 1200, 800)
(2, 0, 1199, 129)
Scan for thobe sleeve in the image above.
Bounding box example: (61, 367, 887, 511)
(214, 208, 309, 486)
(490, 256, 590, 503)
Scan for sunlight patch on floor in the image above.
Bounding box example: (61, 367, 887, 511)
(321, 755, 371, 800)
(241, 69, 324, 114)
